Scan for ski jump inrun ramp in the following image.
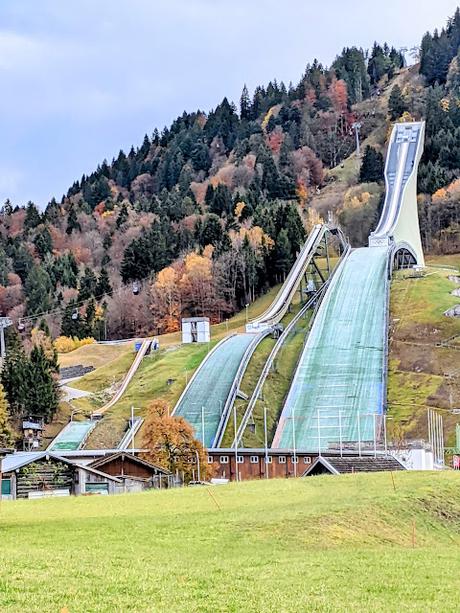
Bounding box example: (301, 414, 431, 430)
(172, 223, 341, 448)
(273, 121, 425, 451)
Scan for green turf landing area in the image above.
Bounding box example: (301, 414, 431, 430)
(0, 472, 459, 612)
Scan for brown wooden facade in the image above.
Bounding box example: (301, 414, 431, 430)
(89, 452, 175, 489)
(207, 449, 319, 481)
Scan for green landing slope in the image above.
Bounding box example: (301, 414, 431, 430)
(274, 247, 388, 450)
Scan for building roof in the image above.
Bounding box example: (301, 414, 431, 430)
(22, 421, 43, 430)
(89, 451, 171, 475)
(302, 455, 405, 476)
(181, 317, 209, 323)
(1, 451, 121, 482)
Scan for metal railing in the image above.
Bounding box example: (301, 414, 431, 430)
(213, 328, 272, 447)
(234, 243, 351, 448)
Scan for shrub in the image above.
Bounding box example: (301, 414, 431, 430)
(54, 336, 95, 353)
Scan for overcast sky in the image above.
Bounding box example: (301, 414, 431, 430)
(0, 0, 458, 207)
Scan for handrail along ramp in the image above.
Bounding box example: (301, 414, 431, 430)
(273, 121, 425, 451)
(247, 224, 327, 332)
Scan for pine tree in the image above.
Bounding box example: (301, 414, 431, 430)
(120, 222, 171, 283)
(204, 184, 214, 208)
(116, 202, 129, 228)
(66, 203, 81, 235)
(0, 248, 10, 285)
(0, 383, 14, 448)
(78, 266, 97, 301)
(388, 85, 408, 120)
(96, 268, 113, 298)
(240, 84, 251, 120)
(359, 146, 384, 183)
(24, 265, 53, 316)
(273, 229, 292, 281)
(199, 214, 223, 247)
(25, 345, 59, 422)
(1, 332, 29, 417)
(33, 226, 53, 259)
(61, 300, 85, 339)
(24, 201, 41, 232)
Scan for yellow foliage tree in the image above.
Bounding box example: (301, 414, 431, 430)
(141, 399, 211, 482)
(151, 266, 181, 333)
(296, 180, 308, 208)
(261, 107, 274, 132)
(234, 201, 246, 219)
(230, 226, 274, 251)
(54, 336, 95, 353)
(343, 190, 371, 210)
(304, 207, 324, 233)
(432, 187, 448, 203)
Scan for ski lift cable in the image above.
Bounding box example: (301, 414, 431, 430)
(13, 279, 143, 328)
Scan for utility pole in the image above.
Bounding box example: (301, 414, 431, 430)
(233, 404, 239, 482)
(352, 122, 362, 157)
(264, 407, 269, 479)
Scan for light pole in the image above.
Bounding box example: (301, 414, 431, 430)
(352, 122, 362, 157)
(131, 405, 141, 454)
(233, 404, 239, 482)
(194, 449, 201, 482)
(264, 407, 269, 479)
(245, 304, 249, 324)
(225, 319, 229, 335)
(292, 406, 297, 478)
(70, 408, 82, 422)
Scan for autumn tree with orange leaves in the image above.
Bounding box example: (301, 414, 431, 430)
(141, 399, 211, 482)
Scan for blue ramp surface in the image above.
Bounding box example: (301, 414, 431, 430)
(274, 247, 388, 450)
(174, 334, 254, 447)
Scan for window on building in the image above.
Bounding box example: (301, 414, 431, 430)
(207, 456, 214, 464)
(264, 456, 272, 464)
(292, 456, 299, 464)
(220, 455, 229, 464)
(250, 456, 259, 464)
(237, 456, 244, 464)
(303, 456, 312, 464)
(278, 456, 286, 464)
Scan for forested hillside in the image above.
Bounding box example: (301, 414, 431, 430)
(0, 9, 459, 351)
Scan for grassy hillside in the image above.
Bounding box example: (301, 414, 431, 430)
(59, 286, 281, 448)
(0, 473, 459, 612)
(388, 256, 460, 445)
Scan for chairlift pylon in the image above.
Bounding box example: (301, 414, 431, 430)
(132, 281, 140, 296)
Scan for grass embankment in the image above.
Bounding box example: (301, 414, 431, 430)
(388, 255, 460, 445)
(60, 286, 281, 447)
(1, 473, 460, 612)
(58, 342, 131, 370)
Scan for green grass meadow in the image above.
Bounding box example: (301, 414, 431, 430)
(1, 472, 459, 612)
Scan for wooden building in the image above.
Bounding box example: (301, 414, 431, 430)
(0, 452, 121, 499)
(89, 452, 174, 490)
(207, 449, 317, 481)
(207, 449, 406, 481)
(302, 455, 406, 476)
